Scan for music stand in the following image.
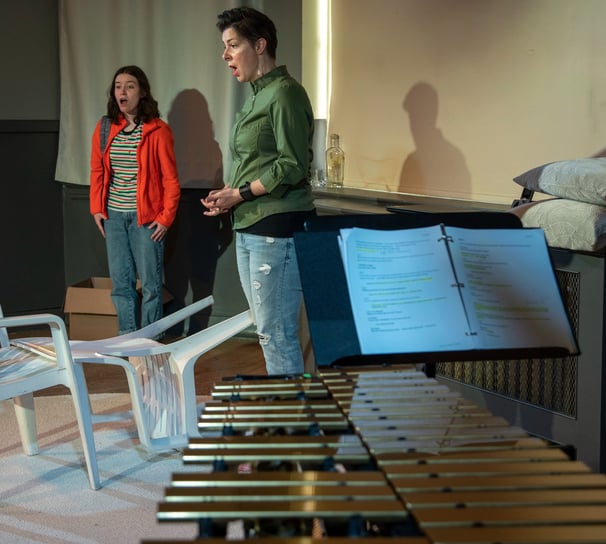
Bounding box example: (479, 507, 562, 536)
(294, 210, 574, 368)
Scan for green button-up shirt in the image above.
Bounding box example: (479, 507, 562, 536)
(228, 65, 315, 230)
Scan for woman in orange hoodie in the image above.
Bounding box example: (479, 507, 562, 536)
(90, 65, 180, 335)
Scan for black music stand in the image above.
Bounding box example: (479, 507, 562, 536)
(294, 210, 575, 369)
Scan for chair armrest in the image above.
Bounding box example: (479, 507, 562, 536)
(0, 313, 72, 362)
(94, 309, 253, 358)
(0, 313, 66, 332)
(99, 295, 214, 341)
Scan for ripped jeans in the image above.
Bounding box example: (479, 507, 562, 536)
(235, 232, 304, 375)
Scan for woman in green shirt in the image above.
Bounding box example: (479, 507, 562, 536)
(202, 6, 316, 375)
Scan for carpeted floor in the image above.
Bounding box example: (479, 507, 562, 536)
(0, 394, 204, 543)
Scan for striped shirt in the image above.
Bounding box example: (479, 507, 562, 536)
(107, 123, 143, 211)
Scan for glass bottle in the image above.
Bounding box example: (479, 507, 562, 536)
(326, 133, 344, 189)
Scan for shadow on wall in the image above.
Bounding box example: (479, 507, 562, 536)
(398, 82, 471, 196)
(164, 89, 233, 335)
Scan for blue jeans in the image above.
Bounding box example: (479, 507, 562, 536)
(236, 232, 304, 375)
(104, 209, 164, 334)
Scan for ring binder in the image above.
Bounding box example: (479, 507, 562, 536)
(294, 213, 579, 367)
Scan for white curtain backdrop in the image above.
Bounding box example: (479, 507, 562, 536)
(56, 0, 250, 188)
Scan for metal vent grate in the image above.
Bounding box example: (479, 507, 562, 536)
(436, 269, 579, 417)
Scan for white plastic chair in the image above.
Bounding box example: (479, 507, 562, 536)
(0, 306, 100, 490)
(104, 308, 254, 446)
(13, 297, 254, 450)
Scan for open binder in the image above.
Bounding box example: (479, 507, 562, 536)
(294, 211, 579, 367)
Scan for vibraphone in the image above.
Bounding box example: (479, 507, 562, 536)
(142, 365, 606, 543)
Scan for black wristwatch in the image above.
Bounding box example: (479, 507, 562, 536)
(239, 182, 257, 201)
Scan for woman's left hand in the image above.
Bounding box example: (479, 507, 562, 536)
(149, 221, 168, 242)
(201, 186, 242, 216)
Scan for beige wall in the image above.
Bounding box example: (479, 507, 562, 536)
(308, 0, 606, 204)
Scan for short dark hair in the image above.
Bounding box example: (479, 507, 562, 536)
(106, 65, 160, 123)
(217, 6, 277, 59)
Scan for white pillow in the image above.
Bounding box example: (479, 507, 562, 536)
(508, 198, 606, 252)
(514, 158, 606, 206)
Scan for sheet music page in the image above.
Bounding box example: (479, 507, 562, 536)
(338, 225, 474, 355)
(446, 226, 578, 352)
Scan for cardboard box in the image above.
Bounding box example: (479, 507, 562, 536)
(64, 277, 172, 340)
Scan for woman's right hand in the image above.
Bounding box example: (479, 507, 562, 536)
(93, 213, 106, 237)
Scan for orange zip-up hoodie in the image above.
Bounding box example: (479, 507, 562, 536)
(89, 116, 180, 227)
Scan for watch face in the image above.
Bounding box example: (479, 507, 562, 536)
(240, 183, 254, 201)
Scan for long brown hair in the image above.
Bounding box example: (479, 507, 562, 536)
(106, 65, 160, 123)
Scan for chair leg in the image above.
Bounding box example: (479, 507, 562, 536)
(69, 365, 101, 490)
(83, 354, 189, 452)
(178, 361, 199, 439)
(132, 353, 186, 448)
(13, 393, 39, 455)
